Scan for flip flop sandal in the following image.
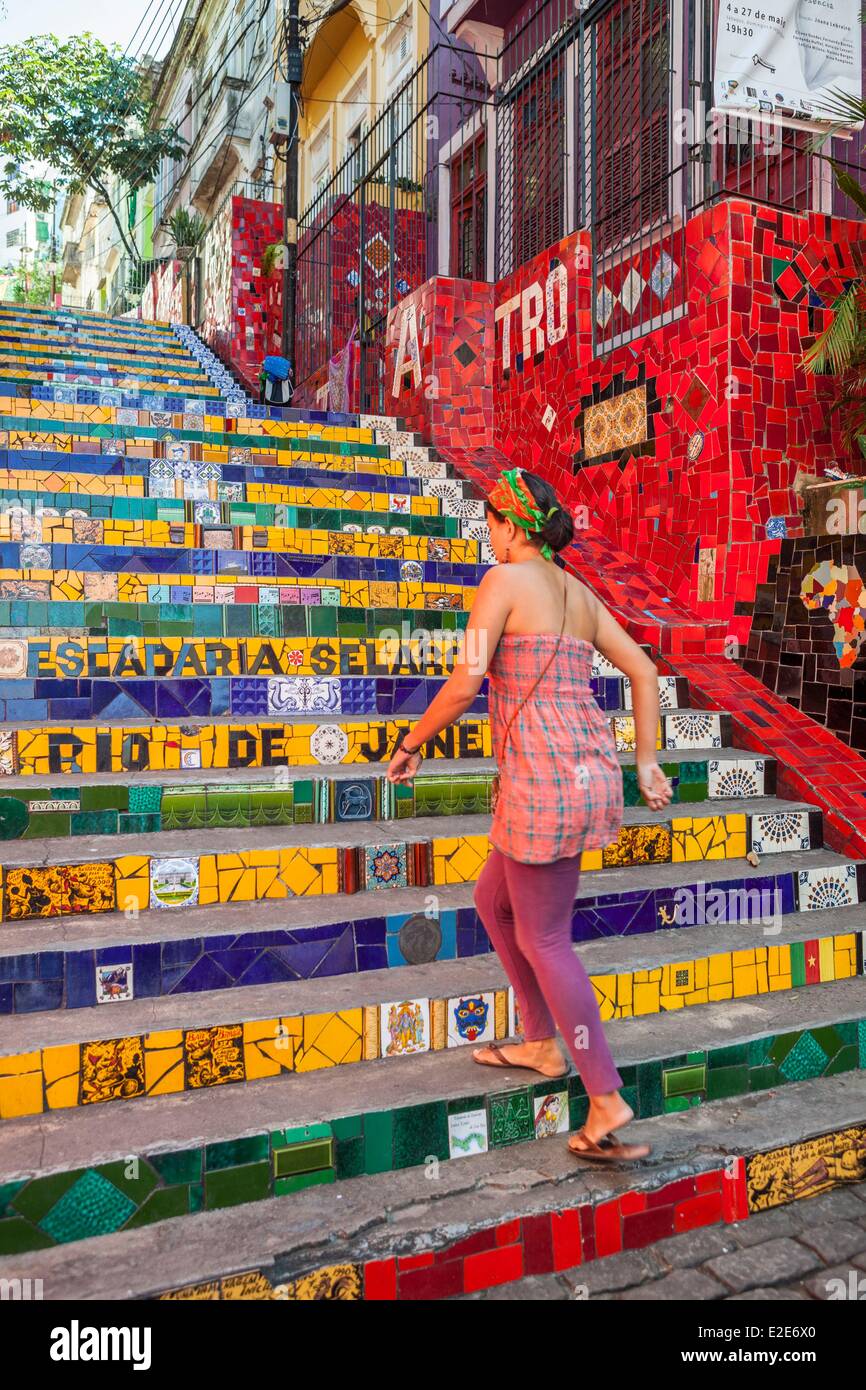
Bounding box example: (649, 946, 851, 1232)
(568, 1128, 652, 1162)
(472, 1042, 569, 1079)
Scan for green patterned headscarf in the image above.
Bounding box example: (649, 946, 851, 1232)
(487, 467, 558, 560)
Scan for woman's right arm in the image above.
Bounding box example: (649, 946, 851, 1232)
(590, 595, 673, 812)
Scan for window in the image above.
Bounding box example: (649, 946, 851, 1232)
(6, 228, 23, 249)
(310, 125, 331, 198)
(5, 200, 18, 216)
(344, 73, 368, 183)
(594, 0, 671, 250)
(715, 117, 812, 211)
(512, 60, 565, 267)
(385, 16, 413, 98)
(450, 135, 487, 280)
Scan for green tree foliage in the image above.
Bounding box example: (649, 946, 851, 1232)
(11, 259, 53, 306)
(0, 33, 185, 266)
(803, 81, 866, 456)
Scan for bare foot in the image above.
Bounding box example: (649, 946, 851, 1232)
(473, 1039, 568, 1078)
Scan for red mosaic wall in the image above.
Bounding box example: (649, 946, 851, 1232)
(385, 198, 864, 642)
(231, 197, 284, 393)
(385, 275, 494, 451)
(296, 198, 427, 411)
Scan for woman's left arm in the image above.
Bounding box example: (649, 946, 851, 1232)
(386, 567, 511, 783)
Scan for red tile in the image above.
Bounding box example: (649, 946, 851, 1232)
(364, 1258, 397, 1301)
(463, 1243, 524, 1294)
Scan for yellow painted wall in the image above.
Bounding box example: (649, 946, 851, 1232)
(298, 1, 429, 209)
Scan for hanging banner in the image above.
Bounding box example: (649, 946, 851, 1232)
(714, 0, 863, 127)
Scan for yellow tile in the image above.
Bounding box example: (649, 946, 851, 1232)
(0, 1069, 44, 1118)
(41, 1043, 79, 1084)
(631, 980, 660, 1016)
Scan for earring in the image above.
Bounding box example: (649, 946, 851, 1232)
(504, 546, 511, 564)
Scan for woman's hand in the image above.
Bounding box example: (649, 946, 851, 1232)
(637, 760, 673, 811)
(387, 746, 423, 784)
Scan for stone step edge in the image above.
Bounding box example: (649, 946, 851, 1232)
(0, 746, 772, 791)
(0, 846, 845, 958)
(2, 1074, 861, 1301)
(2, 976, 863, 1184)
(0, 796, 820, 866)
(2, 903, 862, 1058)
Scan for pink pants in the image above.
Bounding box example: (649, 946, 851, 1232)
(473, 847, 622, 1095)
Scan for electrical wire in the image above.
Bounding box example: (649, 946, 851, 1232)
(85, 0, 275, 246)
(71, 0, 189, 199)
(203, 0, 271, 218)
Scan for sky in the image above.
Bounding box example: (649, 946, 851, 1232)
(2, 0, 181, 55)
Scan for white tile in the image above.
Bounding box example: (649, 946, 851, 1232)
(665, 712, 722, 749)
(797, 864, 857, 911)
(95, 962, 133, 1004)
(380, 998, 430, 1057)
(751, 811, 810, 855)
(448, 1108, 489, 1159)
(534, 1091, 569, 1138)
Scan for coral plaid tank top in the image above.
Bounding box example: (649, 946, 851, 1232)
(488, 634, 624, 865)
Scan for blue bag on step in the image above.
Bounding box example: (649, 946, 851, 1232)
(263, 355, 290, 381)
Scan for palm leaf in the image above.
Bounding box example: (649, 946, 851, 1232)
(803, 286, 861, 377)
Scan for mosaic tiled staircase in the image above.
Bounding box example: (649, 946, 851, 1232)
(0, 303, 864, 1301)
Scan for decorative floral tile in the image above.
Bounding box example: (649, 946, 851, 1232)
(751, 811, 811, 855)
(624, 675, 678, 710)
(797, 865, 858, 912)
(708, 758, 765, 798)
(666, 713, 722, 749)
(310, 724, 349, 764)
(0, 639, 28, 680)
(267, 678, 341, 715)
(364, 843, 408, 890)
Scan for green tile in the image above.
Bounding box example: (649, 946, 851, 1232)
(825, 1045, 858, 1076)
(778, 1032, 829, 1082)
(487, 1088, 534, 1147)
(663, 1062, 707, 1097)
(204, 1162, 270, 1209)
(706, 1065, 749, 1101)
(0, 1216, 55, 1255)
(391, 1102, 449, 1168)
(96, 1159, 159, 1206)
(748, 1065, 779, 1091)
(361, 1111, 395, 1174)
(38, 1170, 137, 1243)
(205, 1135, 269, 1171)
(273, 1137, 334, 1178)
(0, 1180, 27, 1217)
(711, 1044, 748, 1068)
(125, 1187, 193, 1229)
(10, 1170, 83, 1223)
(150, 1148, 202, 1185)
(636, 1060, 663, 1114)
(71, 810, 119, 836)
(25, 812, 71, 838)
(331, 1114, 363, 1141)
(334, 1136, 365, 1180)
(275, 1169, 336, 1195)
